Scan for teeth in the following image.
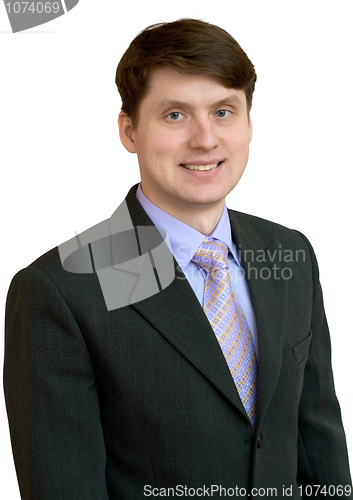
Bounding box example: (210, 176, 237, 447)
(182, 162, 221, 171)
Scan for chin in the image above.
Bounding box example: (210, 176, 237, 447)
(187, 187, 230, 206)
(183, 194, 226, 207)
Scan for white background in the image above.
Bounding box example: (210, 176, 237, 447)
(1, 0, 352, 497)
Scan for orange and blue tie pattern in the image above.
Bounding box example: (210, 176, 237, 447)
(192, 238, 258, 428)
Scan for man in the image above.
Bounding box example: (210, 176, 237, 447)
(4, 19, 352, 499)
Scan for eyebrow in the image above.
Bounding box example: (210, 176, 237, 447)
(155, 94, 243, 112)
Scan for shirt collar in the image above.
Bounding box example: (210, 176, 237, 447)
(135, 184, 240, 271)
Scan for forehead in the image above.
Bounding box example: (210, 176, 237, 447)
(143, 67, 247, 110)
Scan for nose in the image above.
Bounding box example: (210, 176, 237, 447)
(188, 117, 219, 151)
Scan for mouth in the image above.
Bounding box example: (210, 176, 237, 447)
(180, 161, 223, 171)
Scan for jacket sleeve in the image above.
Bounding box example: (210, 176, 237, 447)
(296, 232, 352, 498)
(3, 265, 109, 500)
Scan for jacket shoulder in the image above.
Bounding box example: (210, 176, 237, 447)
(228, 208, 310, 248)
(12, 217, 111, 287)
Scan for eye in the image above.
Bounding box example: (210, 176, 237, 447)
(216, 109, 229, 118)
(168, 112, 182, 120)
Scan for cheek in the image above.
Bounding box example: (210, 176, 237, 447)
(227, 126, 251, 144)
(140, 129, 178, 159)
(155, 132, 182, 157)
(226, 128, 251, 150)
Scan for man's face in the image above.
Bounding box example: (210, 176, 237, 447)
(119, 67, 253, 219)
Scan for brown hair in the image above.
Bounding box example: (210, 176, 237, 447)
(116, 18, 256, 127)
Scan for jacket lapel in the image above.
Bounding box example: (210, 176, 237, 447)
(229, 211, 288, 424)
(131, 263, 248, 416)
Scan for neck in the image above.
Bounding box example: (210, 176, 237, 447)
(167, 204, 224, 236)
(141, 188, 225, 235)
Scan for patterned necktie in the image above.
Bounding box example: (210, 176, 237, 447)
(192, 237, 258, 428)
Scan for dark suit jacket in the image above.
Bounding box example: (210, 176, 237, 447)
(4, 185, 352, 499)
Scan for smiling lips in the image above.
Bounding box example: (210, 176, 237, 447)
(181, 161, 223, 171)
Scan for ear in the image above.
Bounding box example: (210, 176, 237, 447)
(118, 111, 137, 153)
(248, 108, 253, 143)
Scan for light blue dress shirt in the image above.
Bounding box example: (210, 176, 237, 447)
(135, 184, 258, 357)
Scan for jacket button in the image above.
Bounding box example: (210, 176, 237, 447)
(257, 433, 263, 448)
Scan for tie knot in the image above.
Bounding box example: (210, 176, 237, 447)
(192, 238, 229, 273)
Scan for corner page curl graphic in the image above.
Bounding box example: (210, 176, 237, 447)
(4, 0, 80, 33)
(58, 200, 175, 311)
